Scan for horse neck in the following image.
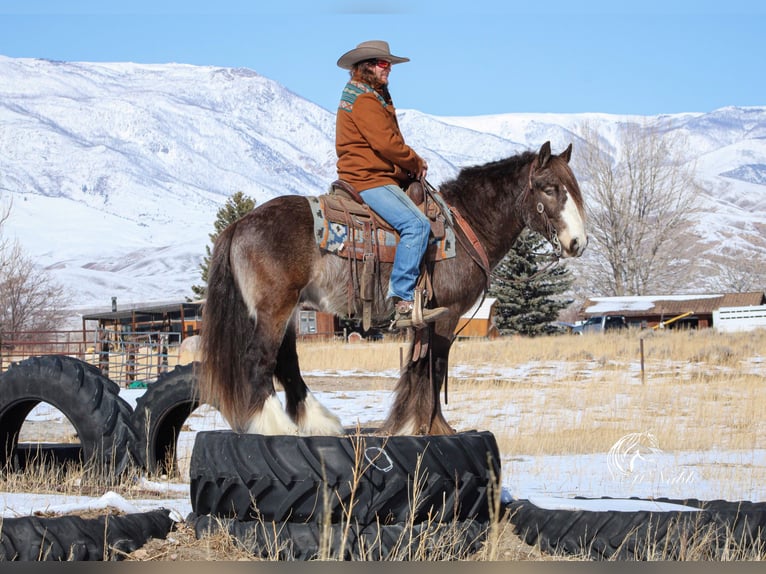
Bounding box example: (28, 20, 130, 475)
(445, 164, 530, 268)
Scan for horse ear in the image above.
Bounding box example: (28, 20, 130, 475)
(560, 143, 573, 163)
(538, 141, 552, 168)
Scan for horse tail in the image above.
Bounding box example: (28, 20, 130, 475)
(198, 222, 253, 431)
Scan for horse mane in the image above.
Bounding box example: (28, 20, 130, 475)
(439, 148, 584, 216)
(439, 151, 537, 205)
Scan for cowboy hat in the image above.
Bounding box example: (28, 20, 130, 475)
(337, 40, 410, 70)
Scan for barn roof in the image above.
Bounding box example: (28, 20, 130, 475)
(461, 297, 498, 320)
(581, 292, 765, 318)
(81, 300, 203, 322)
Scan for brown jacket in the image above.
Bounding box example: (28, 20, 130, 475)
(335, 80, 425, 192)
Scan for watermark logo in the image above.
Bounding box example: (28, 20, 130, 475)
(607, 432, 696, 486)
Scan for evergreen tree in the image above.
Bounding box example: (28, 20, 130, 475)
(190, 191, 256, 299)
(489, 230, 573, 336)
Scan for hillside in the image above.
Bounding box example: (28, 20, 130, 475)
(0, 55, 764, 312)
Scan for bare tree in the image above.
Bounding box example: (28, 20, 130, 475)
(573, 121, 704, 296)
(706, 248, 766, 293)
(0, 199, 71, 337)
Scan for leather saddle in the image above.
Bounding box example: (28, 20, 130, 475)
(308, 180, 455, 329)
(325, 179, 446, 249)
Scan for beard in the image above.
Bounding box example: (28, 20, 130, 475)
(353, 66, 393, 105)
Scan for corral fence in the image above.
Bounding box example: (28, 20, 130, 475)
(0, 328, 184, 387)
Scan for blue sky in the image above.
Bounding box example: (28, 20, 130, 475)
(0, 0, 764, 117)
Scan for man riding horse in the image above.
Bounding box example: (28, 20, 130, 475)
(335, 40, 448, 329)
(198, 40, 587, 437)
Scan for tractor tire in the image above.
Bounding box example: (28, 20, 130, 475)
(0, 355, 140, 478)
(506, 497, 766, 560)
(131, 363, 200, 474)
(0, 509, 175, 561)
(189, 429, 501, 526)
(190, 513, 489, 560)
(13, 443, 83, 470)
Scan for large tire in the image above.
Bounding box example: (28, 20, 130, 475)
(189, 430, 501, 526)
(0, 509, 175, 561)
(506, 497, 766, 560)
(189, 513, 489, 560)
(131, 363, 200, 474)
(0, 355, 140, 478)
(13, 443, 83, 470)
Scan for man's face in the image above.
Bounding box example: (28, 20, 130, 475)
(372, 60, 391, 85)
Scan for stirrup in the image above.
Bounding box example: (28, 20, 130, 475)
(392, 306, 449, 330)
(390, 293, 449, 330)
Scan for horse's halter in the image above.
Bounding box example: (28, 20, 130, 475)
(518, 156, 563, 263)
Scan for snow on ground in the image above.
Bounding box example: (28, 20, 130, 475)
(4, 364, 766, 520)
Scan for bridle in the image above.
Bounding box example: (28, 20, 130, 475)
(535, 200, 563, 258)
(514, 156, 563, 277)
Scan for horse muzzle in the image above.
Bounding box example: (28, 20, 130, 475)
(562, 234, 588, 258)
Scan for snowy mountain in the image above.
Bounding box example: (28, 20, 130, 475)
(0, 55, 764, 314)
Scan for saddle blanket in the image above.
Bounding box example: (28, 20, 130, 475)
(307, 195, 456, 263)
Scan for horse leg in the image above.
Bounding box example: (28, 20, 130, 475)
(381, 326, 456, 435)
(277, 319, 343, 436)
(235, 272, 307, 435)
(241, 310, 300, 435)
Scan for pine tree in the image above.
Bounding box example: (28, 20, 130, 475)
(190, 191, 256, 299)
(489, 230, 573, 336)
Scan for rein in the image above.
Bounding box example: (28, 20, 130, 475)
(422, 179, 491, 290)
(421, 180, 490, 347)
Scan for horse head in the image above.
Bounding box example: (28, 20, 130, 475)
(522, 141, 587, 258)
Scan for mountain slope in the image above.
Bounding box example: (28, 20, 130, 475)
(0, 55, 763, 311)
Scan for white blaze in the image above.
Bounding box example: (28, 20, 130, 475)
(558, 191, 587, 256)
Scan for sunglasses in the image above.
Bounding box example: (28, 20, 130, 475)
(372, 59, 391, 69)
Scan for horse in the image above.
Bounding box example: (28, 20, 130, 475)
(199, 141, 587, 436)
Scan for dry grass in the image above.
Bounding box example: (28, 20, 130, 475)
(4, 327, 766, 561)
(298, 329, 766, 457)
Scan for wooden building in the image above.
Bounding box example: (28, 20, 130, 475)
(456, 297, 499, 338)
(579, 292, 766, 330)
(81, 300, 203, 341)
(296, 309, 340, 339)
(80, 300, 204, 384)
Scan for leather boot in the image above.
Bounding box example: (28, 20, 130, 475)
(392, 300, 449, 329)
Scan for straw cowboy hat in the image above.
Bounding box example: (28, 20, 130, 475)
(337, 40, 410, 70)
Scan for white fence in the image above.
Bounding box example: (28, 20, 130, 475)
(713, 305, 766, 333)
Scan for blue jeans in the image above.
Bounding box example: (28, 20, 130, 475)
(360, 184, 431, 301)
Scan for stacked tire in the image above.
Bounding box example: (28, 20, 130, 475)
(506, 497, 766, 560)
(0, 509, 175, 561)
(0, 355, 176, 561)
(131, 362, 200, 475)
(187, 429, 502, 560)
(0, 355, 140, 478)
(0, 358, 200, 478)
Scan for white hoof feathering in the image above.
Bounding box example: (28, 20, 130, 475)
(246, 394, 299, 435)
(394, 418, 418, 436)
(299, 393, 344, 436)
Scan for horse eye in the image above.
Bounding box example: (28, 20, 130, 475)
(543, 187, 556, 196)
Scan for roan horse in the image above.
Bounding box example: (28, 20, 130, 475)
(199, 141, 587, 436)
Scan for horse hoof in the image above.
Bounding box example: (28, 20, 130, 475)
(298, 393, 344, 436)
(245, 395, 299, 435)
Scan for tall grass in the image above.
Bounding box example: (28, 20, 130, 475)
(5, 328, 765, 561)
(298, 329, 766, 457)
(299, 328, 766, 514)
